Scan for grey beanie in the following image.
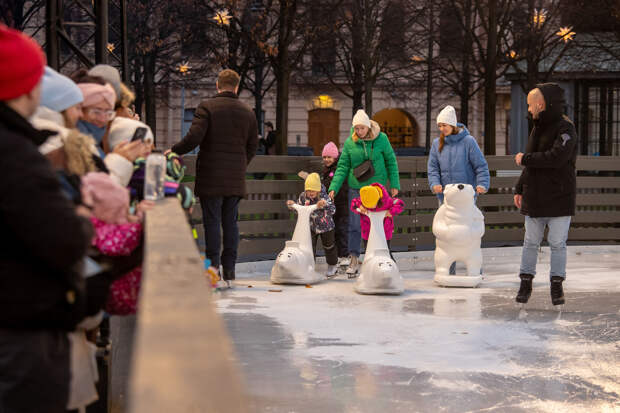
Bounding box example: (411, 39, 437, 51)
(88, 64, 121, 101)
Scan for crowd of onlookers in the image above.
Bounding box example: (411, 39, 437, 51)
(0, 24, 193, 412)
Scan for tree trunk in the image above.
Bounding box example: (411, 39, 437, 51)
(274, 0, 292, 155)
(133, 57, 143, 119)
(143, 53, 157, 144)
(483, 0, 497, 155)
(351, 0, 364, 117)
(364, 78, 373, 117)
(460, 0, 472, 126)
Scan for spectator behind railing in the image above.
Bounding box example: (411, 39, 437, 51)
(0, 24, 95, 413)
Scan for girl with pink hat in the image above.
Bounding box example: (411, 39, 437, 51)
(320, 141, 350, 271)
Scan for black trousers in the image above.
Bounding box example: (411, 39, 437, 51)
(201, 196, 241, 273)
(311, 229, 338, 266)
(334, 212, 349, 258)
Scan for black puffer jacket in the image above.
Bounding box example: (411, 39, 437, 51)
(0, 103, 90, 330)
(515, 83, 578, 217)
(322, 160, 349, 217)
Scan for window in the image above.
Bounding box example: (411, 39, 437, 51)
(576, 83, 620, 156)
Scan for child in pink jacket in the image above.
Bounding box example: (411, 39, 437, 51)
(81, 172, 150, 315)
(351, 182, 404, 257)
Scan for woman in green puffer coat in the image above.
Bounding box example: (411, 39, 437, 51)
(328, 109, 400, 275)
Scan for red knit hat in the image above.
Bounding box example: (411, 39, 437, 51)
(0, 24, 46, 101)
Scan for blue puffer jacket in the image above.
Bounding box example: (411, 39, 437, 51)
(427, 123, 490, 203)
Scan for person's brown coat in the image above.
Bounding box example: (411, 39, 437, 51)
(172, 91, 258, 198)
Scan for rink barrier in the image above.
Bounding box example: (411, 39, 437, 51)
(122, 198, 246, 413)
(183, 155, 620, 258)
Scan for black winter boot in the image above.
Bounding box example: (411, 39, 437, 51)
(222, 268, 236, 281)
(550, 276, 565, 306)
(516, 274, 534, 303)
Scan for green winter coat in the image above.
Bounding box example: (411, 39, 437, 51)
(329, 121, 400, 194)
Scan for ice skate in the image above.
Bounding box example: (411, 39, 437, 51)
(326, 264, 338, 278)
(345, 255, 360, 278)
(550, 276, 565, 306)
(515, 273, 534, 304)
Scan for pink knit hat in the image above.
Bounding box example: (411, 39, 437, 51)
(81, 172, 129, 224)
(322, 141, 339, 158)
(78, 82, 116, 108)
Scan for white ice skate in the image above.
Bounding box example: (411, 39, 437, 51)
(432, 184, 484, 288)
(355, 210, 404, 295)
(271, 203, 324, 285)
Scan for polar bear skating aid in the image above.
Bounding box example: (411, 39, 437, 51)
(432, 183, 484, 288)
(271, 203, 324, 285)
(355, 210, 404, 295)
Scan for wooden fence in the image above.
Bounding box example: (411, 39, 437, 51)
(184, 155, 620, 258)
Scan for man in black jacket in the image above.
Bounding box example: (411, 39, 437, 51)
(513, 83, 578, 306)
(0, 25, 92, 412)
(170, 69, 258, 285)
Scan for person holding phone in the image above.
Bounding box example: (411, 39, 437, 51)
(328, 109, 400, 276)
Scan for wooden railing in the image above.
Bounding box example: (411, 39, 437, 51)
(119, 198, 246, 412)
(184, 155, 620, 257)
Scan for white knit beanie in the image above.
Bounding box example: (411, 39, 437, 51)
(108, 117, 154, 150)
(352, 109, 371, 128)
(437, 105, 457, 127)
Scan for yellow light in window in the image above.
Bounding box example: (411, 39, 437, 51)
(313, 94, 334, 109)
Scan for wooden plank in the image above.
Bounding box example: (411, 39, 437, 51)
(576, 157, 620, 171)
(239, 200, 293, 214)
(576, 176, 620, 188)
(482, 228, 525, 242)
(568, 227, 620, 240)
(486, 156, 523, 171)
(238, 238, 286, 255)
(238, 220, 295, 234)
(130, 198, 246, 413)
(246, 180, 303, 194)
(414, 232, 435, 247)
(576, 193, 620, 206)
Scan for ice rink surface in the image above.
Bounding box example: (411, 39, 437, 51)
(215, 246, 620, 413)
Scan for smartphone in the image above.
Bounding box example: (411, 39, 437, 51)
(131, 127, 147, 142)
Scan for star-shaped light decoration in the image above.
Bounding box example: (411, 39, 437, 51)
(107, 43, 115, 53)
(410, 55, 425, 63)
(532, 8, 547, 28)
(507, 50, 518, 59)
(213, 9, 232, 26)
(556, 26, 576, 43)
(178, 61, 191, 74)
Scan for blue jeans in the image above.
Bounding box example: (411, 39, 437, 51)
(520, 216, 571, 280)
(201, 196, 241, 270)
(348, 188, 361, 257)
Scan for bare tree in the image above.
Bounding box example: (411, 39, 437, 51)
(306, 0, 426, 117)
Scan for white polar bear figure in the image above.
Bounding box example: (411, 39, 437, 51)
(271, 203, 323, 285)
(432, 183, 484, 288)
(355, 210, 404, 295)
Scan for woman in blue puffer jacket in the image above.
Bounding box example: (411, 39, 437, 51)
(427, 105, 490, 203)
(427, 105, 490, 275)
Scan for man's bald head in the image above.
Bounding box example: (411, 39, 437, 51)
(527, 88, 546, 119)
